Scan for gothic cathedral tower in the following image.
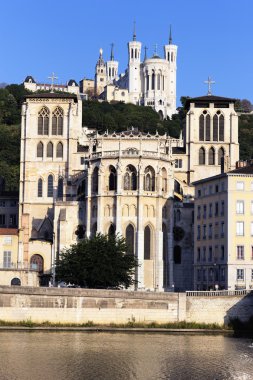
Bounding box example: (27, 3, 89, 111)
(128, 24, 142, 104)
(95, 49, 107, 96)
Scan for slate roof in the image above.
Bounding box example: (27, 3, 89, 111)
(25, 93, 77, 101)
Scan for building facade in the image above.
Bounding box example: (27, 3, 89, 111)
(193, 165, 253, 290)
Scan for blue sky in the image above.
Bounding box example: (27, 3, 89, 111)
(1, 0, 253, 106)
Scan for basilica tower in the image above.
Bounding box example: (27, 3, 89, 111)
(164, 27, 177, 114)
(106, 44, 119, 84)
(95, 49, 107, 96)
(128, 24, 142, 104)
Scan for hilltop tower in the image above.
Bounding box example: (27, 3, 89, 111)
(95, 48, 107, 96)
(164, 26, 177, 114)
(106, 43, 119, 84)
(128, 23, 142, 104)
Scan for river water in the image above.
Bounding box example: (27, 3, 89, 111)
(0, 331, 252, 380)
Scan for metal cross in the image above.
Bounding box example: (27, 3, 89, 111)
(204, 76, 215, 96)
(48, 72, 58, 93)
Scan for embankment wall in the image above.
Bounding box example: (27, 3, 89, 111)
(0, 287, 252, 325)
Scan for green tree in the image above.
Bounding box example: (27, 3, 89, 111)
(55, 233, 138, 289)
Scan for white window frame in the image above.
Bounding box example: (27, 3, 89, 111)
(237, 245, 244, 260)
(237, 269, 244, 280)
(3, 251, 11, 268)
(236, 200, 244, 214)
(236, 181, 244, 190)
(236, 221, 244, 236)
(3, 236, 12, 245)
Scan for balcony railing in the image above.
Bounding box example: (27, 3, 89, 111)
(186, 289, 252, 297)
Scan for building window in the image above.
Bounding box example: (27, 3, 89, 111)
(221, 201, 225, 216)
(197, 248, 201, 262)
(197, 268, 201, 281)
(197, 225, 200, 240)
(209, 268, 213, 281)
(38, 178, 43, 197)
(47, 142, 53, 158)
(124, 165, 137, 191)
(203, 225, 206, 239)
(208, 246, 212, 262)
(37, 142, 43, 158)
(92, 167, 99, 193)
(175, 159, 182, 168)
(203, 247, 206, 262)
(47, 175, 53, 197)
(4, 236, 12, 245)
(251, 269, 253, 281)
(126, 224, 135, 255)
(236, 181, 244, 190)
(174, 245, 181, 264)
(237, 269, 244, 280)
(56, 142, 63, 158)
(52, 107, 63, 135)
(57, 178, 63, 200)
(9, 214, 17, 227)
(221, 245, 225, 260)
(251, 201, 253, 214)
(0, 214, 6, 226)
(218, 147, 225, 165)
(197, 206, 201, 219)
(208, 224, 212, 239)
(251, 222, 253, 236)
(108, 224, 116, 237)
(0, 201, 5, 207)
(215, 202, 219, 216)
(203, 205, 207, 219)
(221, 222, 225, 237)
(109, 166, 117, 191)
(237, 246, 244, 260)
(3, 251, 11, 268)
(199, 112, 210, 141)
(199, 147, 205, 165)
(236, 222, 244, 236)
(38, 107, 49, 135)
(144, 166, 155, 191)
(203, 269, 207, 281)
(144, 225, 151, 260)
(208, 147, 215, 165)
(236, 200, 244, 214)
(251, 246, 253, 260)
(209, 203, 213, 217)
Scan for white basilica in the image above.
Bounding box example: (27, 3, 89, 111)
(94, 27, 177, 119)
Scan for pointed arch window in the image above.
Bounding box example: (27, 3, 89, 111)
(206, 114, 210, 141)
(219, 114, 224, 141)
(91, 222, 97, 237)
(157, 74, 161, 90)
(208, 147, 215, 165)
(38, 107, 49, 135)
(57, 177, 63, 200)
(124, 165, 137, 190)
(37, 142, 43, 158)
(199, 111, 211, 141)
(151, 70, 155, 90)
(109, 165, 117, 191)
(47, 175, 53, 197)
(162, 168, 167, 192)
(218, 147, 225, 165)
(213, 114, 218, 141)
(92, 167, 99, 193)
(56, 142, 63, 158)
(199, 147, 205, 165)
(38, 178, 43, 197)
(52, 107, 63, 135)
(174, 245, 181, 264)
(144, 225, 151, 260)
(47, 142, 53, 158)
(126, 224, 135, 255)
(144, 166, 155, 191)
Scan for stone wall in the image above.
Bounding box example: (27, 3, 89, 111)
(0, 287, 252, 325)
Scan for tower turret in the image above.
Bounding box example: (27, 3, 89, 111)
(164, 26, 177, 114)
(106, 43, 119, 84)
(95, 48, 107, 96)
(128, 22, 142, 104)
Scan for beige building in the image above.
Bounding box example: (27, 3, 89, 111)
(79, 78, 95, 98)
(193, 164, 253, 290)
(24, 76, 80, 95)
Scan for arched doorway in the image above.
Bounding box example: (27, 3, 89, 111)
(30, 254, 44, 272)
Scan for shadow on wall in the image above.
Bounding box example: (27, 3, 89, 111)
(225, 292, 253, 337)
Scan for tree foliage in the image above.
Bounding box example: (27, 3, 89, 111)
(55, 233, 138, 289)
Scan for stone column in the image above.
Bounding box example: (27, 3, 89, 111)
(97, 164, 103, 233)
(136, 164, 144, 289)
(116, 162, 122, 235)
(167, 201, 174, 290)
(85, 167, 92, 237)
(155, 168, 164, 291)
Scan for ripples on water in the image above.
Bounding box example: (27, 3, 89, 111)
(0, 332, 252, 380)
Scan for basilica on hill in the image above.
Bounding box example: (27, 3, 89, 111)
(18, 29, 240, 291)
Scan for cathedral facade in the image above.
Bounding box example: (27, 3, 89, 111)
(95, 29, 177, 119)
(18, 86, 239, 290)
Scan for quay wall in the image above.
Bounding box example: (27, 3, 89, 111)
(0, 287, 252, 325)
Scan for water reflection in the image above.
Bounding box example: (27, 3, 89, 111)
(0, 332, 252, 380)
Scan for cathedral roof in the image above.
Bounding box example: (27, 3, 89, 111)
(67, 79, 78, 86)
(24, 75, 36, 83)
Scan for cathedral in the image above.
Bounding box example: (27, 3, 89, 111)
(17, 88, 239, 290)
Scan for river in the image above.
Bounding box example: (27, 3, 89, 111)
(0, 331, 252, 379)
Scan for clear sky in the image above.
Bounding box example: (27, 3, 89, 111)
(1, 0, 253, 106)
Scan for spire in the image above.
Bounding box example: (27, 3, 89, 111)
(169, 25, 172, 45)
(110, 43, 114, 61)
(144, 46, 148, 60)
(133, 20, 136, 41)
